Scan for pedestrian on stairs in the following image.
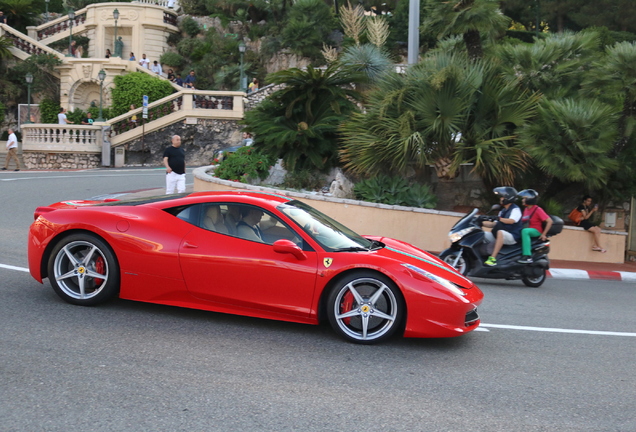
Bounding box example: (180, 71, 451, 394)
(0, 11, 7, 25)
(3, 127, 20, 171)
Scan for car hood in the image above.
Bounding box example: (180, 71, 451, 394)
(367, 236, 473, 289)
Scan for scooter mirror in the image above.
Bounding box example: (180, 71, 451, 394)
(489, 204, 501, 212)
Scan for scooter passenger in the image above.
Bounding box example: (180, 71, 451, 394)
(483, 187, 522, 267)
(517, 189, 552, 264)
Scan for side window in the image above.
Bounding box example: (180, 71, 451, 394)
(199, 204, 232, 235)
(234, 204, 302, 246)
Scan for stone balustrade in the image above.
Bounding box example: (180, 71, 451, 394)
(20, 124, 104, 170)
(21, 124, 103, 152)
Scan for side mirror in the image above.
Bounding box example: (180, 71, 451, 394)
(273, 239, 307, 260)
(489, 204, 501, 213)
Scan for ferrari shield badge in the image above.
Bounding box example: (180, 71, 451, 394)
(323, 258, 333, 268)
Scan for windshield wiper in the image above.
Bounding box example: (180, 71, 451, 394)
(333, 246, 369, 252)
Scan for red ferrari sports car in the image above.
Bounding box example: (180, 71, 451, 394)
(28, 191, 483, 344)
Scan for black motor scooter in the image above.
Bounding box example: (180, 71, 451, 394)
(439, 207, 563, 287)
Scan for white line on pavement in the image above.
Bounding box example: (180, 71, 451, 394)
(0, 263, 30, 272)
(1, 173, 163, 182)
(480, 323, 636, 337)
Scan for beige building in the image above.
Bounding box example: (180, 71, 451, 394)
(21, 2, 179, 110)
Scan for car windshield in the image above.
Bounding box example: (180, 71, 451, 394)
(278, 200, 376, 252)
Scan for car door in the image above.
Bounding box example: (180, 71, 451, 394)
(178, 203, 319, 320)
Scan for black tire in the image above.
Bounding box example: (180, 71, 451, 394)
(326, 271, 404, 344)
(522, 268, 546, 287)
(440, 250, 470, 276)
(47, 233, 120, 306)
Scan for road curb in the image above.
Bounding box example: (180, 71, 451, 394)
(548, 268, 636, 282)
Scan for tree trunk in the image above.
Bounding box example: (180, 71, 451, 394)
(463, 30, 483, 61)
(433, 157, 461, 210)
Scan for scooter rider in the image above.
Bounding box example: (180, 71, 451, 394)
(517, 189, 552, 264)
(483, 187, 522, 266)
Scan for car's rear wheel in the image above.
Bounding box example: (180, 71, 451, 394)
(522, 268, 546, 287)
(327, 271, 404, 344)
(47, 233, 120, 305)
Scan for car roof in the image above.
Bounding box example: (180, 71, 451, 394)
(109, 190, 293, 209)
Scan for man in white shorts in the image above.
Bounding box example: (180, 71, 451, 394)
(162, 135, 186, 194)
(482, 186, 522, 267)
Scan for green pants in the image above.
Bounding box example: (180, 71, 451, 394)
(521, 228, 541, 256)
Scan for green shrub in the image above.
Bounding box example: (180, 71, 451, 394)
(214, 146, 275, 183)
(66, 107, 86, 124)
(39, 98, 60, 124)
(180, 16, 201, 38)
(160, 52, 186, 70)
(280, 0, 336, 61)
(541, 198, 565, 218)
(110, 72, 174, 117)
(282, 170, 325, 191)
(354, 175, 437, 209)
(0, 101, 5, 124)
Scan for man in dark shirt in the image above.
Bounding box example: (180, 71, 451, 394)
(81, 112, 94, 125)
(184, 70, 196, 89)
(175, 74, 184, 86)
(162, 135, 186, 194)
(0, 11, 7, 24)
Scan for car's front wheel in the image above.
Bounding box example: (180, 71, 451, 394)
(47, 233, 120, 305)
(327, 271, 404, 344)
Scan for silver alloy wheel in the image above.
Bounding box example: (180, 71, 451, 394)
(332, 277, 399, 342)
(522, 269, 546, 287)
(52, 240, 109, 300)
(442, 253, 468, 276)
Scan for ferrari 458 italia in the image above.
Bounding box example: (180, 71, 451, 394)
(28, 191, 483, 344)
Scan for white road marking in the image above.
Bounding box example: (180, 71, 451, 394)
(480, 323, 636, 337)
(0, 263, 30, 272)
(1, 172, 163, 182)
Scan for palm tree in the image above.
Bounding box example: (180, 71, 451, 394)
(422, 0, 510, 60)
(339, 52, 538, 209)
(243, 64, 364, 173)
(496, 31, 601, 99)
(582, 41, 636, 156)
(518, 98, 619, 191)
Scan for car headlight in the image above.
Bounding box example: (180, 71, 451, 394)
(402, 264, 467, 297)
(449, 227, 475, 243)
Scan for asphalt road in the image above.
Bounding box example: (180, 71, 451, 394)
(1, 169, 635, 431)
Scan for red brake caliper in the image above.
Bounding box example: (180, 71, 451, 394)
(94, 256, 105, 286)
(341, 291, 354, 325)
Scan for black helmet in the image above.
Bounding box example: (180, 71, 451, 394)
(518, 189, 538, 206)
(493, 186, 518, 205)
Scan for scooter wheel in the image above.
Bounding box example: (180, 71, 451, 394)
(440, 251, 470, 276)
(522, 268, 546, 287)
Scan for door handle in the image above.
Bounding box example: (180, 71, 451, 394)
(183, 241, 198, 249)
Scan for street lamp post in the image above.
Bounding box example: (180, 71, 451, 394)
(45, 0, 50, 22)
(25, 73, 33, 124)
(238, 41, 246, 92)
(97, 69, 106, 122)
(113, 9, 119, 56)
(67, 9, 75, 57)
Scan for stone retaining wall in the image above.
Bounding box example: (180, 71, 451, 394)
(23, 152, 101, 170)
